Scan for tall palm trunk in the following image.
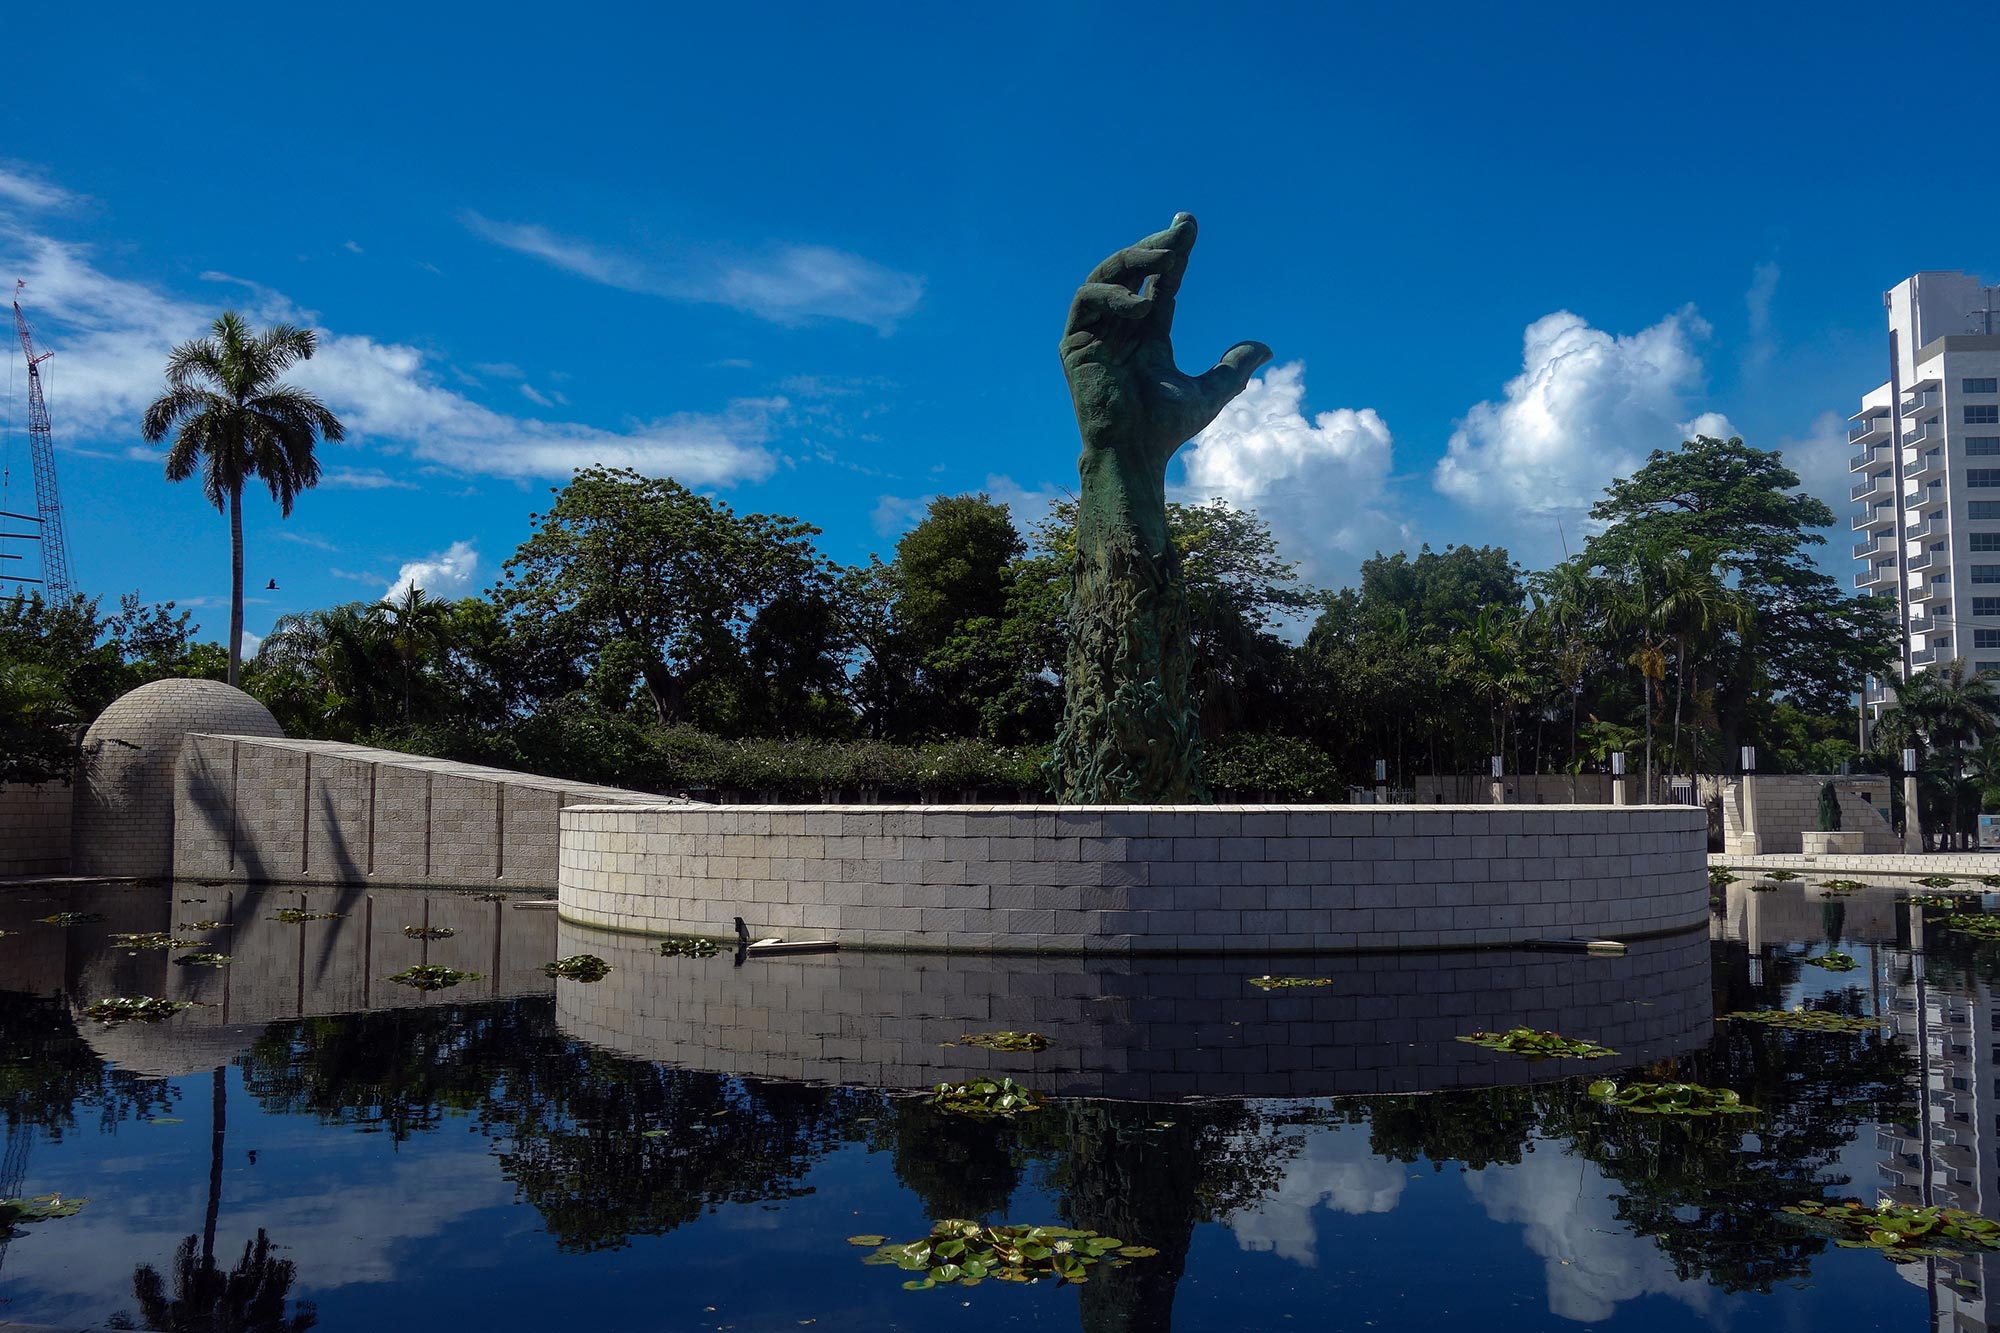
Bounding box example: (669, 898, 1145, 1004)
(1671, 634, 1687, 776)
(203, 1066, 226, 1270)
(227, 482, 245, 687)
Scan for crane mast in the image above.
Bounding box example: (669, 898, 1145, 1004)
(9, 283, 72, 602)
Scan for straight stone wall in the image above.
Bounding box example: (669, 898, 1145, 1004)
(0, 781, 71, 877)
(175, 735, 676, 890)
(1721, 775, 1901, 856)
(554, 918, 1713, 1099)
(559, 803, 1708, 953)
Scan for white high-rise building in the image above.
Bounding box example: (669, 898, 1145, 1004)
(1851, 271, 2000, 716)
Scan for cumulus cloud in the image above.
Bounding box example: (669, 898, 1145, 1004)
(385, 540, 479, 600)
(1775, 409, 1853, 518)
(1176, 361, 1402, 585)
(464, 211, 924, 333)
(0, 210, 779, 489)
(1466, 1147, 1718, 1324)
(1226, 1126, 1408, 1267)
(1433, 307, 1721, 525)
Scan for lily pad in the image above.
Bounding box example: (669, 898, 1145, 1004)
(1907, 895, 1957, 910)
(402, 925, 455, 940)
(0, 1194, 86, 1238)
(1982, 875, 2000, 889)
(1818, 879, 1867, 893)
(544, 954, 612, 982)
(386, 965, 481, 991)
(1781, 1199, 2000, 1262)
(1708, 867, 1738, 888)
(83, 997, 188, 1026)
(1456, 1028, 1617, 1059)
(928, 1077, 1046, 1119)
(1943, 914, 2000, 941)
(37, 912, 105, 926)
(173, 951, 233, 968)
(272, 908, 341, 924)
(1765, 869, 1801, 882)
(1587, 1079, 1757, 1116)
(109, 932, 201, 951)
(658, 935, 721, 958)
(1247, 975, 1333, 990)
(952, 1031, 1049, 1053)
(180, 920, 228, 931)
(1727, 1009, 1882, 1034)
(1804, 951, 1859, 972)
(848, 1234, 889, 1246)
(859, 1219, 1151, 1290)
(1918, 875, 1960, 889)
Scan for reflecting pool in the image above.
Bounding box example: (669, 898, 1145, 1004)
(0, 877, 1984, 1330)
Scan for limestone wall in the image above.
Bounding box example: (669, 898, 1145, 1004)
(1720, 775, 1900, 856)
(558, 803, 1708, 953)
(554, 918, 1713, 1099)
(0, 781, 71, 877)
(175, 735, 676, 890)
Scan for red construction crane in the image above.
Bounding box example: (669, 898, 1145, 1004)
(8, 282, 72, 602)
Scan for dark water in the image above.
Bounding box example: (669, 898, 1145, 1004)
(0, 878, 1983, 1331)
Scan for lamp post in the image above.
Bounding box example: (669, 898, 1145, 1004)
(1374, 758, 1387, 807)
(1490, 754, 1505, 806)
(1904, 746, 1924, 855)
(1738, 746, 1760, 857)
(1610, 751, 1627, 807)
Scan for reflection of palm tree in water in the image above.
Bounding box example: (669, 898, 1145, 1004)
(110, 1231, 315, 1333)
(108, 1066, 316, 1332)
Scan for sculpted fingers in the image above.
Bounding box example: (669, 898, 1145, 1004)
(1190, 340, 1274, 425)
(1065, 282, 1156, 339)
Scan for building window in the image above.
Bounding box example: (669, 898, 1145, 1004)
(1975, 565, 2000, 583)
(1975, 502, 2000, 519)
(1971, 437, 2000, 456)
(1971, 470, 2000, 487)
(1977, 598, 2000, 615)
(1980, 631, 2000, 649)
(1969, 405, 2000, 425)
(1967, 377, 1999, 394)
(1974, 533, 2000, 551)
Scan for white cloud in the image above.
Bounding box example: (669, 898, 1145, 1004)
(384, 540, 478, 601)
(519, 383, 553, 407)
(1466, 1147, 1719, 1324)
(1226, 1126, 1408, 1267)
(1776, 409, 1853, 519)
(1678, 410, 1737, 441)
(1433, 307, 1719, 526)
(343, 239, 364, 254)
(275, 530, 338, 552)
(1176, 360, 1403, 586)
(0, 164, 78, 210)
(1744, 261, 1779, 375)
(0, 213, 779, 490)
(474, 361, 525, 379)
(321, 467, 418, 491)
(464, 211, 924, 333)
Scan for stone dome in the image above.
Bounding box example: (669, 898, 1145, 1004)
(72, 679, 285, 878)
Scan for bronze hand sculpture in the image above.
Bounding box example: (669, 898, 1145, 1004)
(1047, 213, 1271, 803)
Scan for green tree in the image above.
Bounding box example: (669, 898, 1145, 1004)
(494, 467, 832, 729)
(1584, 435, 1896, 758)
(887, 494, 1030, 738)
(142, 313, 346, 686)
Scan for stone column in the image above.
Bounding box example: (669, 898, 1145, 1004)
(1904, 772, 1925, 854)
(1737, 775, 1762, 857)
(1610, 753, 1627, 807)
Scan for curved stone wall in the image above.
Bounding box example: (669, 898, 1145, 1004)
(73, 678, 285, 878)
(558, 804, 1708, 953)
(554, 918, 1714, 1099)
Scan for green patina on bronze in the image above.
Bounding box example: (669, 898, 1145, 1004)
(1047, 213, 1270, 803)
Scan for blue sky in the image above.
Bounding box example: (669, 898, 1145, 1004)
(4, 1, 1997, 646)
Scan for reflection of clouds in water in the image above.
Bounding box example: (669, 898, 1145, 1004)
(7, 1139, 508, 1326)
(1227, 1126, 1407, 1267)
(1465, 1145, 1716, 1323)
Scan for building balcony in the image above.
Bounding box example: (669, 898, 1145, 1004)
(1853, 473, 1895, 501)
(1906, 451, 1948, 483)
(1904, 383, 1942, 416)
(1912, 578, 1949, 603)
(1850, 414, 1892, 446)
(1850, 445, 1885, 472)
(1910, 549, 1948, 574)
(1909, 485, 1949, 515)
(1856, 564, 1896, 589)
(1906, 514, 1945, 541)
(1904, 421, 1942, 451)
(1914, 645, 1944, 667)
(1855, 505, 1897, 531)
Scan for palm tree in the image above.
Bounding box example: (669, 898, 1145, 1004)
(1649, 544, 1747, 775)
(1877, 659, 2000, 849)
(376, 586, 452, 722)
(252, 602, 395, 738)
(142, 313, 345, 687)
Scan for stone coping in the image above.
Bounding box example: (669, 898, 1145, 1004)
(1713, 851, 2000, 877)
